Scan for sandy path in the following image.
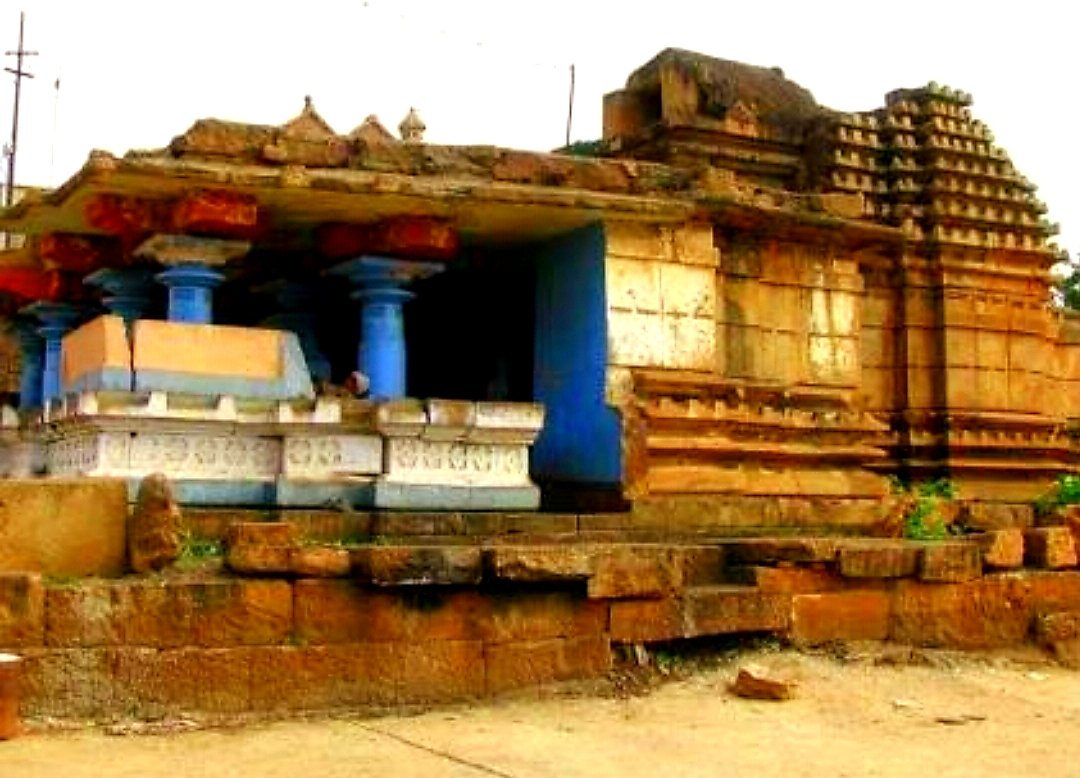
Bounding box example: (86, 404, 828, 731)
(4, 647, 1080, 778)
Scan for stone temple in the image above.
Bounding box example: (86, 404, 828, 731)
(0, 47, 1074, 530)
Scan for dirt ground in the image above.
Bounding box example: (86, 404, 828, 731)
(5, 643, 1080, 778)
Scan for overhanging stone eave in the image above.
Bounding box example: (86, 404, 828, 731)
(1, 154, 700, 245)
(697, 196, 904, 249)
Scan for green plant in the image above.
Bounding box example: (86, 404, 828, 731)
(174, 532, 223, 571)
(902, 479, 958, 541)
(1033, 473, 1080, 517)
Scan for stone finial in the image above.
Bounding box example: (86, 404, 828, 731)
(399, 107, 426, 144)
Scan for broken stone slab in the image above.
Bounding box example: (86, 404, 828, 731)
(729, 665, 797, 701)
(225, 522, 299, 575)
(975, 529, 1024, 569)
(918, 541, 982, 582)
(1024, 527, 1078, 570)
(720, 537, 840, 565)
(484, 545, 593, 582)
(128, 473, 183, 574)
(351, 545, 482, 586)
(289, 545, 352, 578)
(838, 541, 920, 578)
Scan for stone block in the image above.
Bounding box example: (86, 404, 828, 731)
(374, 399, 426, 437)
(19, 648, 114, 720)
(46, 579, 292, 649)
(61, 314, 131, 394)
(789, 591, 890, 646)
(976, 529, 1024, 569)
(112, 647, 252, 716)
(587, 546, 684, 599)
(281, 435, 382, 478)
(396, 640, 487, 704)
(249, 644, 399, 711)
(890, 577, 1031, 649)
(484, 634, 610, 695)
(959, 503, 1034, 531)
(371, 512, 440, 537)
(485, 546, 592, 583)
(1023, 572, 1080, 614)
(919, 542, 982, 582)
(289, 546, 352, 578)
(293, 581, 481, 644)
(838, 542, 920, 579)
(721, 538, 840, 565)
(0, 573, 44, 649)
(483, 592, 608, 644)
(609, 598, 684, 643)
(128, 579, 293, 649)
(132, 319, 313, 401)
(351, 546, 482, 586)
(374, 482, 541, 511)
(683, 586, 790, 637)
(424, 399, 475, 441)
(45, 583, 121, 647)
(225, 521, 298, 575)
(681, 545, 726, 586)
(0, 478, 127, 578)
(727, 564, 845, 593)
(1024, 528, 1078, 569)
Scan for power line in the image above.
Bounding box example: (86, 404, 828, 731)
(4, 10, 38, 219)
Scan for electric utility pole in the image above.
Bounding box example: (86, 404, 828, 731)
(5, 11, 37, 211)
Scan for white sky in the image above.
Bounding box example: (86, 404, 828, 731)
(3, 0, 1076, 257)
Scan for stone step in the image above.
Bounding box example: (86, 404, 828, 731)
(609, 584, 790, 644)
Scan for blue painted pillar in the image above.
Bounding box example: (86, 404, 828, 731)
(12, 320, 44, 411)
(155, 264, 224, 324)
(328, 255, 444, 400)
(22, 302, 81, 404)
(84, 267, 158, 327)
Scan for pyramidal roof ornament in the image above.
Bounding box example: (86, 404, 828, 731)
(280, 95, 337, 139)
(399, 107, 426, 144)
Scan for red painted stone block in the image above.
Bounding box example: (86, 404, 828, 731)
(171, 189, 259, 237)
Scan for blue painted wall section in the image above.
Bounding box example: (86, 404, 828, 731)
(532, 224, 622, 485)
